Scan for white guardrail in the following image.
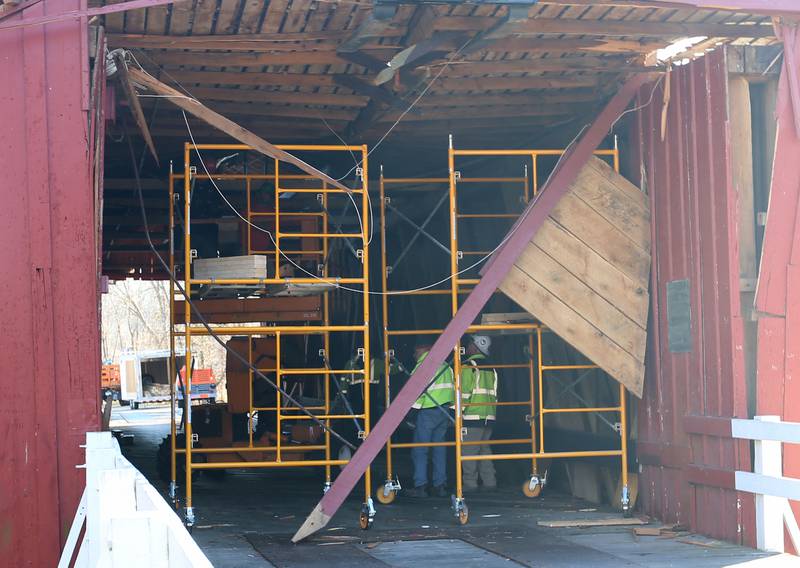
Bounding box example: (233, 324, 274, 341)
(59, 432, 212, 568)
(733, 415, 800, 553)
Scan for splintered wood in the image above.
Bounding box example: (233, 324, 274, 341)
(499, 157, 651, 397)
(538, 517, 646, 528)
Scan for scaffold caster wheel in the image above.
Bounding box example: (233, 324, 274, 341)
(359, 511, 371, 530)
(359, 500, 375, 530)
(375, 485, 396, 505)
(457, 506, 469, 526)
(522, 479, 543, 498)
(184, 507, 195, 534)
(621, 485, 632, 518)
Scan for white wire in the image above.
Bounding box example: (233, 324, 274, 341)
(332, 37, 475, 183)
(318, 115, 375, 246)
(611, 73, 665, 132)
(183, 110, 508, 296)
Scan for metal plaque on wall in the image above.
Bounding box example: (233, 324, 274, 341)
(666, 279, 692, 353)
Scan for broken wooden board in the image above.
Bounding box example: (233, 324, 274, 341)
(538, 517, 647, 528)
(499, 157, 650, 397)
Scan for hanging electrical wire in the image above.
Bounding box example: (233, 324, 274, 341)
(123, 122, 357, 451)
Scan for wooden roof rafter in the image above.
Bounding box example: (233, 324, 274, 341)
(100, 0, 785, 154)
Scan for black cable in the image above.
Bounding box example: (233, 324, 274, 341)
(123, 123, 357, 451)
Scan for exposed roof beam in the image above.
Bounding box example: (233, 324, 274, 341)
(142, 50, 370, 68)
(127, 67, 354, 192)
(344, 100, 384, 140)
(431, 75, 599, 91)
(113, 53, 159, 165)
(492, 37, 663, 53)
(416, 90, 602, 107)
(428, 56, 652, 75)
(333, 74, 412, 109)
(337, 4, 398, 53)
(183, 87, 369, 107)
(154, 70, 338, 88)
(375, 31, 467, 85)
(382, 102, 598, 122)
(202, 104, 356, 122)
(108, 31, 349, 50)
(538, 0, 800, 15)
(404, 4, 438, 46)
(458, 4, 542, 58)
(433, 15, 774, 38)
(336, 50, 391, 74)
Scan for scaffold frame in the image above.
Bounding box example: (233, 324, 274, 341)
(169, 143, 374, 529)
(376, 142, 630, 520)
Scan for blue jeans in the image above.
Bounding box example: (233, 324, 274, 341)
(411, 407, 450, 488)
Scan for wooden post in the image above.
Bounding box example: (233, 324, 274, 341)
(753, 416, 784, 551)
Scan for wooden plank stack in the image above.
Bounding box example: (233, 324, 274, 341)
(193, 255, 267, 280)
(499, 157, 650, 397)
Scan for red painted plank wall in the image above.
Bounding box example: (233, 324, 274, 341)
(0, 2, 100, 565)
(633, 50, 754, 544)
(754, 26, 800, 540)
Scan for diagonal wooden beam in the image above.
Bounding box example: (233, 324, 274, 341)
(291, 70, 659, 543)
(113, 53, 159, 165)
(126, 68, 354, 193)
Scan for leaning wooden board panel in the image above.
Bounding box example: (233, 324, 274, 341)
(499, 157, 651, 397)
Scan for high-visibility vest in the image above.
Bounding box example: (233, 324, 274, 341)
(412, 351, 455, 409)
(460, 353, 498, 421)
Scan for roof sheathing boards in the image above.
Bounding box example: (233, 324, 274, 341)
(103, 1, 776, 151)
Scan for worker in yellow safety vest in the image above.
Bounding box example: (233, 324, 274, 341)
(406, 343, 455, 499)
(461, 335, 498, 493)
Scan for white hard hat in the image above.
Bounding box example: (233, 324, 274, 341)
(471, 335, 491, 356)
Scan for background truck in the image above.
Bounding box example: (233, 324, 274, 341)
(100, 363, 121, 400)
(120, 349, 217, 409)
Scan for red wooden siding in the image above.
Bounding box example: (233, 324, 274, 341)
(0, 1, 100, 565)
(633, 50, 754, 545)
(754, 25, 800, 540)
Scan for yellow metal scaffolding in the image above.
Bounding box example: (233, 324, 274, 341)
(169, 143, 374, 528)
(377, 142, 631, 522)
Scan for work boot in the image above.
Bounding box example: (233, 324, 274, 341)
(405, 484, 429, 498)
(479, 484, 498, 494)
(431, 484, 449, 498)
(462, 484, 479, 494)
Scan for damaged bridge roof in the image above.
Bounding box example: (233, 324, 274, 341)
(98, 0, 777, 146)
